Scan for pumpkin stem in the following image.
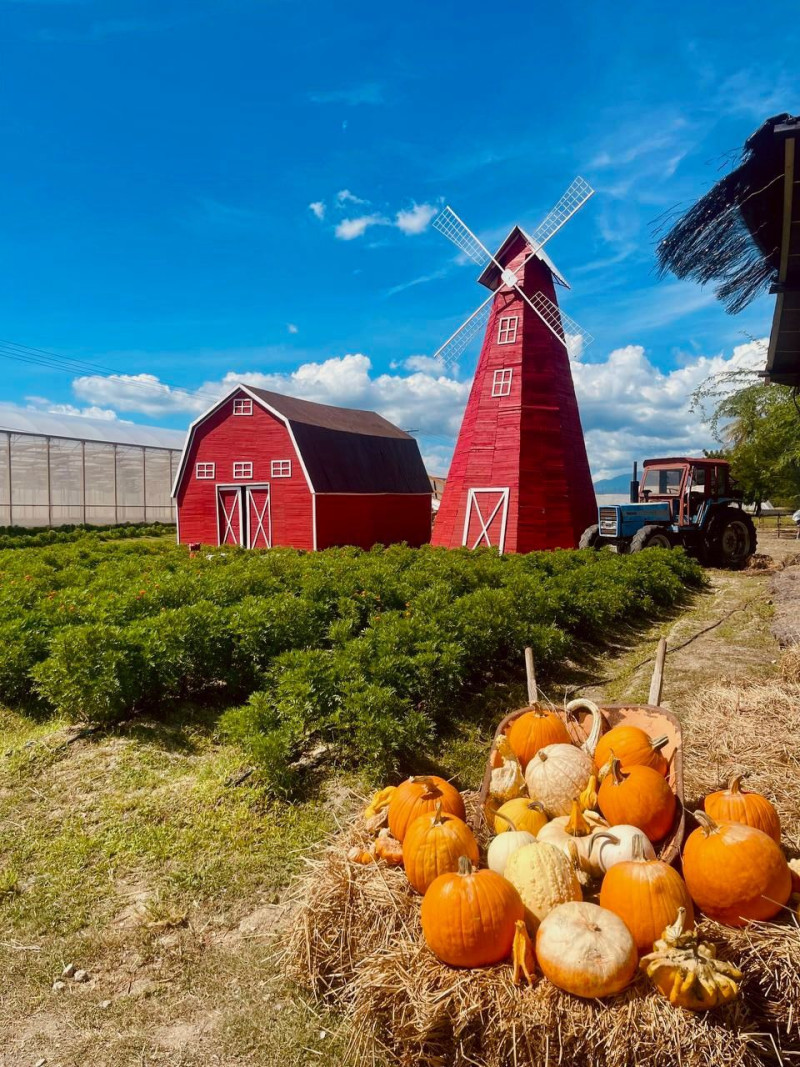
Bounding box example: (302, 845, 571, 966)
(494, 810, 518, 833)
(432, 801, 446, 826)
(536, 749, 549, 763)
(666, 906, 689, 940)
(631, 833, 648, 863)
(651, 735, 669, 752)
(457, 855, 474, 877)
(411, 775, 442, 799)
(727, 774, 744, 794)
(693, 810, 721, 836)
(609, 756, 625, 785)
(565, 800, 592, 838)
(586, 830, 619, 858)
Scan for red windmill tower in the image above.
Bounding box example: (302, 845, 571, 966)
(430, 178, 597, 553)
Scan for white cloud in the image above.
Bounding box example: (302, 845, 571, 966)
(336, 189, 369, 206)
(72, 373, 207, 417)
(334, 214, 387, 240)
(395, 202, 438, 235)
(26, 398, 122, 421)
(287, 323, 299, 334)
(308, 201, 326, 220)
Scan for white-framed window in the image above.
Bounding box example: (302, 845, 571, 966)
(497, 316, 518, 345)
(271, 459, 292, 478)
(492, 368, 513, 397)
(233, 461, 253, 479)
(233, 398, 253, 415)
(196, 462, 216, 479)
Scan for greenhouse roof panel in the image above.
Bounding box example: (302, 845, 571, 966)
(0, 404, 186, 450)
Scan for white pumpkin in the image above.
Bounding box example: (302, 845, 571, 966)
(525, 742, 593, 817)
(535, 901, 638, 998)
(587, 824, 656, 876)
(487, 828, 537, 875)
(537, 802, 609, 876)
(504, 840, 582, 932)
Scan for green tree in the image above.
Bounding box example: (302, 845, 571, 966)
(693, 372, 800, 507)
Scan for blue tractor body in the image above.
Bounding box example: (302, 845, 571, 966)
(581, 457, 757, 567)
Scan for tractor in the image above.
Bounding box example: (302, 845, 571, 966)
(580, 457, 757, 567)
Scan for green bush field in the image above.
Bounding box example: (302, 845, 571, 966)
(0, 530, 704, 795)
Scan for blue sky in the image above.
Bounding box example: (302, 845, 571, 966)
(2, 0, 799, 477)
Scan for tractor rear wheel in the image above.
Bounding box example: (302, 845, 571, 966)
(629, 526, 673, 553)
(704, 508, 757, 568)
(579, 524, 600, 549)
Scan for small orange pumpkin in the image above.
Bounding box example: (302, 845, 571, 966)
(704, 775, 781, 843)
(597, 758, 676, 842)
(682, 811, 791, 927)
(387, 776, 465, 842)
(421, 856, 524, 967)
(373, 829, 404, 866)
(594, 725, 669, 777)
(403, 802, 479, 894)
(599, 834, 694, 954)
(506, 707, 570, 769)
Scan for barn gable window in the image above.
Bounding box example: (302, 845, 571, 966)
(233, 398, 253, 416)
(196, 462, 215, 479)
(497, 316, 518, 345)
(233, 461, 253, 479)
(492, 368, 513, 397)
(271, 459, 292, 478)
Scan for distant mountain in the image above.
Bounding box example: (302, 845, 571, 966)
(592, 472, 633, 495)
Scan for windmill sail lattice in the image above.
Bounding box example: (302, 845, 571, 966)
(430, 177, 598, 553)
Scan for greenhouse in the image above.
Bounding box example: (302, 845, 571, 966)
(0, 405, 185, 527)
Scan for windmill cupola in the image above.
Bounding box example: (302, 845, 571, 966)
(478, 226, 570, 292)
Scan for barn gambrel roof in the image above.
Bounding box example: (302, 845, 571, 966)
(172, 385, 431, 497)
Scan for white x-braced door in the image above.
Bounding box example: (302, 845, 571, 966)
(462, 487, 510, 553)
(246, 485, 271, 549)
(217, 486, 243, 546)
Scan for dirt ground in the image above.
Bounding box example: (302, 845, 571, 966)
(1, 530, 798, 1067)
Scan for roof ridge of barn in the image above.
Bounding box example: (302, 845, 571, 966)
(245, 386, 412, 439)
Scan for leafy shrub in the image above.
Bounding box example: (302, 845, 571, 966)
(1, 534, 705, 794)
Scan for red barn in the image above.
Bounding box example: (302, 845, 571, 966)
(173, 385, 432, 550)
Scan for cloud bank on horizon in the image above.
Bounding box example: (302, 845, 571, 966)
(23, 337, 765, 481)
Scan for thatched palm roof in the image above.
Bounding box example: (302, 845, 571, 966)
(657, 113, 800, 385)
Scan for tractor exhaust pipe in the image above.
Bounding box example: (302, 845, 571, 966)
(629, 461, 639, 503)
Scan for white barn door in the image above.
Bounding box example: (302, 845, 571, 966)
(217, 486, 243, 546)
(246, 485, 271, 549)
(462, 488, 509, 552)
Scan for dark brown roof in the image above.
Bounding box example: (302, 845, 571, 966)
(477, 225, 569, 291)
(246, 387, 431, 495)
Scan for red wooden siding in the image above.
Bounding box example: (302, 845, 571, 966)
(315, 494, 431, 550)
(432, 241, 596, 553)
(176, 390, 314, 550)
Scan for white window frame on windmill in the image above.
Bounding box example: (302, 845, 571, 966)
(491, 368, 513, 397)
(497, 316, 518, 345)
(462, 488, 510, 553)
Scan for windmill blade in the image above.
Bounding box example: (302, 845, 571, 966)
(523, 176, 594, 256)
(523, 290, 594, 353)
(433, 207, 493, 267)
(433, 294, 494, 368)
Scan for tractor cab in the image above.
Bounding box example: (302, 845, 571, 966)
(638, 458, 731, 527)
(581, 457, 756, 567)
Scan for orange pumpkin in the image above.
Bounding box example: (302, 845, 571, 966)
(597, 758, 676, 842)
(373, 829, 404, 866)
(704, 775, 781, 843)
(682, 811, 791, 927)
(403, 803, 479, 894)
(421, 856, 524, 967)
(387, 776, 466, 842)
(506, 708, 570, 769)
(594, 725, 669, 777)
(599, 834, 694, 954)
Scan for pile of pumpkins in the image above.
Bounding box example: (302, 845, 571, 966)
(354, 701, 796, 1010)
